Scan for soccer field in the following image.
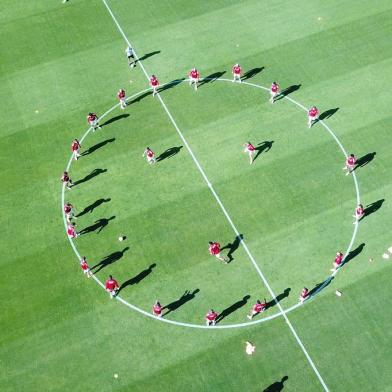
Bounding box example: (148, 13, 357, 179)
(1, 0, 392, 391)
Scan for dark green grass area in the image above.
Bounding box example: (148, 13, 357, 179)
(1, 0, 392, 391)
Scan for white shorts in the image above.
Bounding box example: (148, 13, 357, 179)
(190, 77, 198, 83)
(309, 115, 318, 121)
(89, 119, 98, 127)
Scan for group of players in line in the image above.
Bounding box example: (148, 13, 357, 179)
(61, 54, 365, 325)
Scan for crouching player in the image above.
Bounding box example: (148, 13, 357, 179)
(247, 299, 267, 320)
(80, 256, 92, 278)
(205, 309, 218, 326)
(299, 287, 309, 303)
(188, 68, 200, 91)
(105, 275, 119, 298)
(307, 106, 319, 128)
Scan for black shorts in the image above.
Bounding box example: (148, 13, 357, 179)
(127, 54, 135, 60)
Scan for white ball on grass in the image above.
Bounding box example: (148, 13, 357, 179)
(118, 236, 123, 242)
(114, 373, 118, 379)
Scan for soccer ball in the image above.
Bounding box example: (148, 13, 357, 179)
(118, 236, 123, 242)
(114, 373, 118, 379)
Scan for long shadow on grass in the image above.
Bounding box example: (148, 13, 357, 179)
(199, 71, 226, 87)
(101, 114, 129, 127)
(79, 216, 115, 235)
(163, 289, 200, 317)
(159, 78, 185, 93)
(354, 152, 376, 170)
(82, 138, 115, 157)
(221, 234, 243, 263)
(364, 199, 384, 219)
(308, 276, 334, 298)
(91, 247, 130, 274)
(242, 67, 265, 81)
(156, 146, 183, 162)
(254, 141, 274, 162)
(266, 288, 290, 310)
(117, 263, 156, 293)
(342, 243, 365, 267)
(73, 168, 107, 186)
(263, 376, 289, 392)
(319, 107, 339, 121)
(274, 84, 301, 101)
(137, 50, 160, 63)
(128, 91, 152, 104)
(76, 198, 111, 217)
(216, 295, 250, 323)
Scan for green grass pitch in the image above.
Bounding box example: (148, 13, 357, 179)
(1, 0, 392, 390)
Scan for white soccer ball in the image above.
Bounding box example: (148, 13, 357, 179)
(118, 236, 123, 242)
(114, 373, 118, 379)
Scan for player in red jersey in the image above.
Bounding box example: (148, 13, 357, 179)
(117, 88, 127, 109)
(299, 287, 309, 303)
(80, 256, 92, 278)
(307, 106, 319, 128)
(331, 252, 344, 272)
(105, 275, 119, 298)
(87, 112, 101, 132)
(232, 63, 242, 83)
(71, 139, 81, 161)
(61, 171, 73, 189)
(205, 309, 219, 326)
(247, 299, 267, 320)
(353, 204, 364, 224)
(67, 222, 78, 238)
(188, 68, 200, 91)
(270, 82, 280, 103)
(142, 147, 156, 164)
(243, 142, 256, 164)
(209, 241, 228, 263)
(152, 300, 162, 317)
(150, 75, 159, 97)
(64, 202, 76, 223)
(343, 154, 356, 175)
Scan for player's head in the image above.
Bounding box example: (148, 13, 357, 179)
(235, 63, 239, 67)
(210, 309, 214, 313)
(89, 112, 93, 116)
(256, 299, 261, 304)
(109, 275, 113, 280)
(336, 252, 342, 256)
(209, 241, 213, 245)
(64, 171, 68, 175)
(151, 74, 155, 78)
(81, 256, 86, 261)
(350, 153, 354, 158)
(146, 146, 150, 150)
(273, 81, 277, 85)
(192, 67, 196, 71)
(156, 300, 160, 306)
(358, 204, 363, 208)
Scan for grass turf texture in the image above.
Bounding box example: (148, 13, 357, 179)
(1, 0, 392, 390)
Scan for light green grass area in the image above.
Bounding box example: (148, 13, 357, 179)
(1, 0, 392, 391)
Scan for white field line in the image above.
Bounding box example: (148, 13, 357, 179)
(99, 1, 331, 389)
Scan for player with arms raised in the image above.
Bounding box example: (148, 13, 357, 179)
(87, 112, 101, 132)
(188, 68, 200, 91)
(270, 82, 280, 103)
(61, 171, 73, 189)
(243, 142, 256, 164)
(117, 88, 127, 109)
(105, 275, 119, 298)
(307, 106, 319, 128)
(232, 63, 242, 83)
(150, 75, 159, 97)
(205, 309, 218, 326)
(343, 154, 356, 175)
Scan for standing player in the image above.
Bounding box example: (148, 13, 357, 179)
(232, 63, 242, 83)
(307, 106, 319, 128)
(117, 88, 127, 109)
(149, 75, 159, 97)
(247, 299, 267, 320)
(64, 202, 76, 223)
(80, 256, 93, 278)
(243, 142, 256, 164)
(343, 154, 356, 175)
(269, 81, 280, 103)
(205, 309, 218, 326)
(67, 222, 78, 239)
(105, 275, 119, 298)
(71, 139, 81, 161)
(209, 241, 228, 263)
(87, 112, 101, 132)
(299, 287, 309, 303)
(142, 147, 156, 164)
(353, 204, 364, 224)
(61, 171, 73, 189)
(152, 300, 162, 317)
(331, 252, 344, 272)
(245, 341, 256, 355)
(188, 68, 200, 91)
(125, 45, 136, 67)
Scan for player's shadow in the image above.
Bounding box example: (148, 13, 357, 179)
(159, 78, 185, 93)
(364, 199, 384, 218)
(254, 141, 274, 161)
(221, 234, 243, 262)
(137, 50, 160, 63)
(101, 114, 129, 127)
(308, 276, 334, 298)
(156, 146, 183, 162)
(342, 243, 365, 267)
(82, 138, 115, 156)
(128, 91, 152, 104)
(242, 67, 265, 81)
(274, 84, 301, 101)
(91, 247, 130, 273)
(163, 289, 200, 317)
(354, 152, 376, 170)
(266, 288, 291, 310)
(319, 107, 339, 121)
(216, 295, 250, 323)
(73, 168, 107, 186)
(76, 198, 111, 217)
(199, 71, 226, 86)
(263, 376, 289, 392)
(79, 215, 115, 235)
(118, 263, 156, 293)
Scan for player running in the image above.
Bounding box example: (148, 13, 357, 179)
(232, 63, 242, 83)
(64, 202, 76, 223)
(117, 88, 127, 109)
(188, 68, 200, 91)
(331, 252, 344, 272)
(269, 82, 280, 103)
(125, 45, 136, 67)
(247, 299, 267, 320)
(61, 171, 73, 189)
(105, 275, 119, 298)
(205, 309, 218, 326)
(307, 106, 319, 128)
(142, 147, 156, 164)
(87, 112, 101, 132)
(353, 204, 364, 224)
(71, 139, 81, 161)
(209, 241, 228, 263)
(299, 287, 309, 303)
(67, 222, 78, 239)
(152, 300, 162, 317)
(243, 142, 256, 164)
(343, 154, 356, 175)
(150, 75, 159, 97)
(80, 256, 93, 278)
